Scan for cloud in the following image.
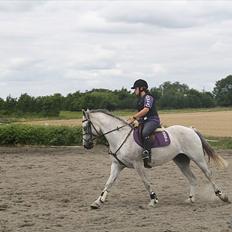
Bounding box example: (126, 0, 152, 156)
(0, 1, 45, 12)
(0, 1, 232, 98)
(101, 1, 232, 29)
(101, 2, 196, 28)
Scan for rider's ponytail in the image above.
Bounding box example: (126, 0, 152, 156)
(145, 89, 152, 96)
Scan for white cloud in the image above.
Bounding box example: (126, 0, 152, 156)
(0, 1, 232, 98)
(0, 1, 44, 12)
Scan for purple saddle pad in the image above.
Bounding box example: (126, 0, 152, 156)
(133, 128, 171, 148)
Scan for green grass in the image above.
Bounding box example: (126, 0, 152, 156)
(113, 109, 134, 117)
(207, 137, 232, 150)
(59, 111, 83, 119)
(113, 107, 232, 118)
(158, 107, 232, 114)
(3, 107, 231, 122)
(113, 108, 232, 117)
(0, 114, 60, 124)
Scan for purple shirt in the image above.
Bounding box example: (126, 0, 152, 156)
(144, 95, 154, 109)
(137, 95, 160, 124)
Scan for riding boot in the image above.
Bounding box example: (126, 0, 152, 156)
(142, 136, 152, 168)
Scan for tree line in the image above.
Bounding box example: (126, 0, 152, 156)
(0, 75, 231, 117)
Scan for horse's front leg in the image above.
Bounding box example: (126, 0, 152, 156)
(91, 161, 124, 209)
(133, 161, 158, 207)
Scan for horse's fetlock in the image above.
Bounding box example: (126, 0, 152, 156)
(215, 190, 222, 196)
(100, 191, 108, 202)
(150, 191, 158, 200)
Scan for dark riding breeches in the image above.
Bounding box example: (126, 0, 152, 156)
(142, 121, 158, 138)
(142, 121, 159, 153)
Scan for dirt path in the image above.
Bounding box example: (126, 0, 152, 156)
(0, 146, 231, 232)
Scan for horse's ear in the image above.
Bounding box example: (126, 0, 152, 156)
(82, 109, 86, 117)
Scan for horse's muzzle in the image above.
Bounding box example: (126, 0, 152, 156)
(84, 143, 94, 149)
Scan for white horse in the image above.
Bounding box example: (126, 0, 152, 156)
(82, 109, 229, 209)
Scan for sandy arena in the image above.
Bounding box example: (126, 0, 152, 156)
(0, 146, 232, 232)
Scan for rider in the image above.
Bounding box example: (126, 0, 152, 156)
(128, 79, 161, 168)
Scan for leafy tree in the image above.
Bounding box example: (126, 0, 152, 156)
(17, 93, 36, 113)
(114, 88, 135, 109)
(201, 92, 215, 108)
(50, 93, 64, 112)
(1, 77, 230, 116)
(150, 87, 162, 101)
(185, 89, 203, 108)
(160, 81, 189, 96)
(81, 91, 119, 111)
(35, 96, 60, 116)
(157, 82, 190, 109)
(4, 95, 17, 113)
(64, 91, 82, 111)
(0, 98, 4, 110)
(213, 75, 232, 106)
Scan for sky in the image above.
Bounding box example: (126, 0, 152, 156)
(0, 0, 232, 99)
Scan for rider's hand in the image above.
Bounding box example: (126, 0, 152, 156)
(127, 117, 135, 125)
(127, 117, 139, 127)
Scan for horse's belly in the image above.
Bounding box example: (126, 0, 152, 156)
(151, 145, 178, 166)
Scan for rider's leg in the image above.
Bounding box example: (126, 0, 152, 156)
(143, 136, 152, 161)
(142, 136, 152, 168)
(142, 121, 157, 168)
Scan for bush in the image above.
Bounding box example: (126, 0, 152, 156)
(0, 124, 82, 146)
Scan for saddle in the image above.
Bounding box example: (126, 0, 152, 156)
(133, 125, 171, 148)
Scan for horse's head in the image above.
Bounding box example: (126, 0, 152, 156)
(82, 109, 102, 150)
(82, 109, 131, 151)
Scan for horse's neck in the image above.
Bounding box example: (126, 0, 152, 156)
(91, 113, 130, 148)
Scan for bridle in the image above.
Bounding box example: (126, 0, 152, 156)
(82, 112, 133, 167)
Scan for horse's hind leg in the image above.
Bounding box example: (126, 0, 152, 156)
(195, 158, 230, 203)
(91, 161, 124, 209)
(173, 154, 197, 203)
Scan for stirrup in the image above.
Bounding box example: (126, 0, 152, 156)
(142, 150, 150, 158)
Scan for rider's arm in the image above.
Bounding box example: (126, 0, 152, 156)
(132, 107, 149, 120)
(133, 95, 153, 120)
(128, 95, 153, 123)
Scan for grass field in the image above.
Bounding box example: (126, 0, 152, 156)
(17, 109, 232, 137)
(159, 110, 232, 137)
(59, 107, 232, 119)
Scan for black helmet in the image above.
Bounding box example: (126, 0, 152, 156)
(131, 79, 148, 89)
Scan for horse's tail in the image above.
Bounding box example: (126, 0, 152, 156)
(193, 128, 228, 169)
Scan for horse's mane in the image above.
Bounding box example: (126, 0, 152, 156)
(89, 109, 128, 125)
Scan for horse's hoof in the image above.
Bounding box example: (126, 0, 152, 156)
(219, 194, 231, 203)
(185, 196, 195, 203)
(90, 201, 101, 209)
(148, 199, 158, 207)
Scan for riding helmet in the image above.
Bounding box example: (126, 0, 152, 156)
(131, 79, 148, 89)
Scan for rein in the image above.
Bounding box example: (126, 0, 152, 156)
(82, 118, 133, 167)
(108, 127, 133, 167)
